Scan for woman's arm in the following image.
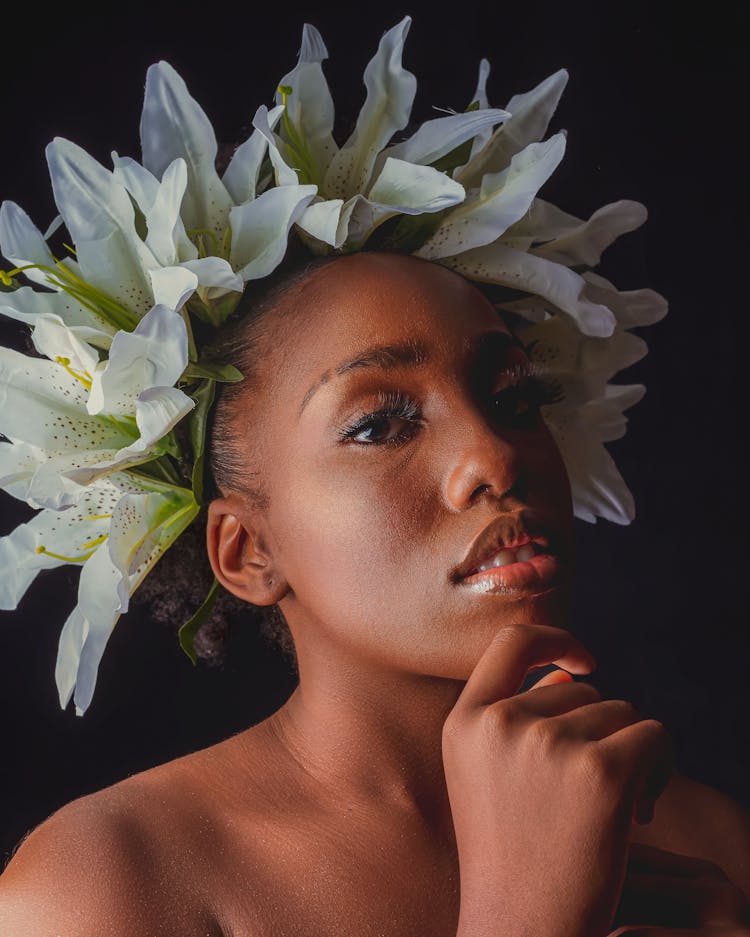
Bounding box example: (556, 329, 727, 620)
(629, 770, 750, 900)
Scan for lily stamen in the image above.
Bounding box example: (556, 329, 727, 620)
(276, 85, 319, 187)
(35, 543, 101, 563)
(55, 356, 92, 390)
(3, 259, 138, 332)
(81, 534, 109, 550)
(186, 227, 219, 257)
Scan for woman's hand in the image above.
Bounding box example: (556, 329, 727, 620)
(442, 623, 674, 937)
(608, 842, 750, 935)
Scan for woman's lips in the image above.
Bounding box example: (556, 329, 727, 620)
(455, 551, 560, 594)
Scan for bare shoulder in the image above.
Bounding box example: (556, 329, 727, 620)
(0, 739, 255, 937)
(630, 769, 750, 898)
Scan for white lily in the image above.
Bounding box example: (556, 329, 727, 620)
(0, 304, 195, 511)
(0, 149, 237, 336)
(405, 59, 625, 339)
(138, 60, 318, 321)
(0, 58, 319, 337)
(434, 197, 659, 340)
(255, 16, 512, 251)
(0, 468, 199, 715)
(500, 271, 668, 523)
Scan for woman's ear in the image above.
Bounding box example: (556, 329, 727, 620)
(206, 496, 288, 606)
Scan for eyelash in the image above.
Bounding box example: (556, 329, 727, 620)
(337, 364, 564, 448)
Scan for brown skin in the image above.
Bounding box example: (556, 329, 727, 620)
(1, 253, 749, 936)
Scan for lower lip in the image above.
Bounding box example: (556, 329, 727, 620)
(456, 553, 560, 594)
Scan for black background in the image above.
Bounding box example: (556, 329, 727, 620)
(1, 0, 747, 867)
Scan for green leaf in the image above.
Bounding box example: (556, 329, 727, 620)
(189, 378, 216, 505)
(132, 454, 182, 486)
(372, 208, 449, 254)
(429, 141, 473, 175)
(183, 361, 244, 383)
(428, 100, 481, 176)
(178, 576, 220, 665)
(186, 291, 243, 328)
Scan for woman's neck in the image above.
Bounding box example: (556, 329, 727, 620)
(263, 656, 465, 846)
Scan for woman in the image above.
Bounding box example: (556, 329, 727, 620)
(2, 248, 749, 934)
(1, 15, 749, 934)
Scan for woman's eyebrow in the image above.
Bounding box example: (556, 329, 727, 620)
(297, 330, 524, 418)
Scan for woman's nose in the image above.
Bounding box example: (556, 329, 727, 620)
(443, 409, 527, 512)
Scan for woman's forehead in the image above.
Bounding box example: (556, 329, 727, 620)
(271, 253, 512, 375)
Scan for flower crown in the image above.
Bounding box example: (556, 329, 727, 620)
(0, 16, 667, 716)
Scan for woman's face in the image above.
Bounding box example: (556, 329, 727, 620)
(219, 252, 575, 681)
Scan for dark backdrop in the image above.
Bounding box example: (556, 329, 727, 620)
(1, 1, 747, 866)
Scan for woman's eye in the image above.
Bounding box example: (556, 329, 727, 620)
(339, 392, 422, 447)
(348, 414, 417, 446)
(490, 386, 542, 427)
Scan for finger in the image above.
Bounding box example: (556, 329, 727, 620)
(516, 678, 603, 717)
(456, 624, 597, 712)
(595, 718, 674, 819)
(544, 697, 643, 739)
(527, 667, 575, 689)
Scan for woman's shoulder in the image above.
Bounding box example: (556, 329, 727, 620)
(0, 728, 278, 936)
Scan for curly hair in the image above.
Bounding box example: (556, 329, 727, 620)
(131, 242, 342, 673)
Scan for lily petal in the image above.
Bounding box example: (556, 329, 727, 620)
(229, 184, 318, 280)
(46, 138, 156, 314)
(31, 316, 100, 376)
(0, 345, 105, 440)
(112, 154, 198, 263)
(0, 201, 59, 290)
(106, 483, 198, 614)
(323, 16, 417, 199)
(466, 59, 493, 161)
(532, 200, 648, 267)
(457, 69, 569, 188)
(178, 257, 244, 297)
(274, 22, 338, 184)
(295, 197, 351, 249)
(543, 383, 645, 525)
(344, 159, 465, 248)
(140, 158, 190, 267)
(118, 386, 195, 459)
(148, 265, 198, 311)
(367, 158, 465, 211)
(416, 134, 566, 259)
(56, 477, 199, 715)
(140, 61, 233, 241)
(0, 438, 46, 502)
(55, 542, 120, 713)
(25, 447, 144, 512)
(250, 104, 302, 187)
(379, 107, 510, 169)
(87, 305, 188, 417)
(0, 479, 120, 608)
(0, 286, 115, 343)
(439, 242, 616, 337)
(30, 385, 194, 504)
(512, 313, 648, 406)
(582, 271, 669, 328)
(222, 129, 270, 205)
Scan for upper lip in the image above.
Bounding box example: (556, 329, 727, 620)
(450, 510, 561, 582)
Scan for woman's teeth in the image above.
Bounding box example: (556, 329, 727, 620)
(476, 543, 538, 572)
